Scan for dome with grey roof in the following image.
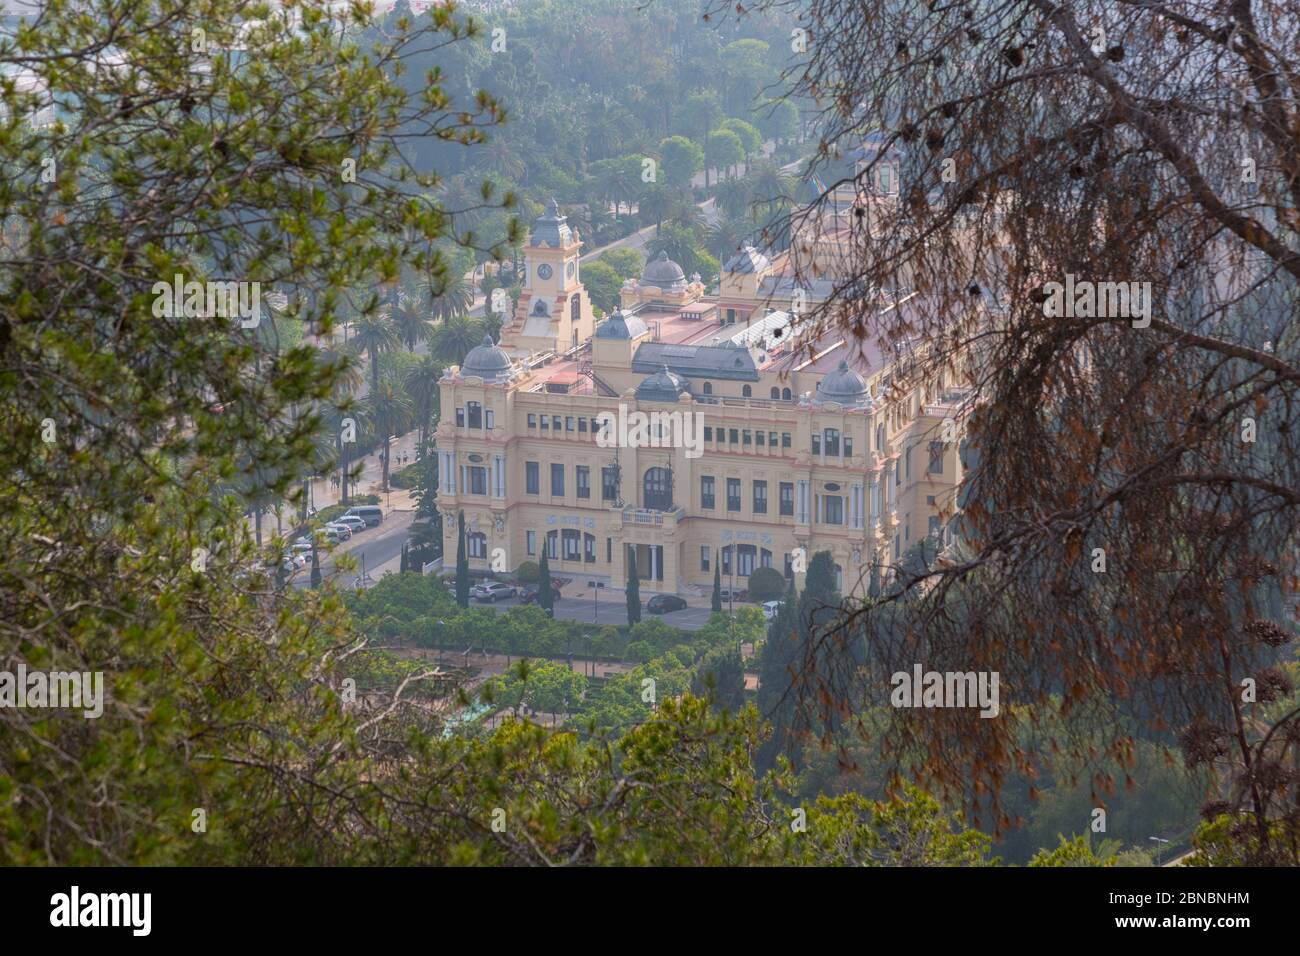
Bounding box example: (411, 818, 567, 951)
(815, 360, 871, 406)
(530, 198, 572, 248)
(723, 244, 771, 274)
(640, 250, 686, 291)
(461, 334, 516, 382)
(636, 364, 691, 402)
(595, 309, 649, 340)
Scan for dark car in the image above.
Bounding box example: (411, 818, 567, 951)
(646, 594, 688, 614)
(519, 583, 562, 605)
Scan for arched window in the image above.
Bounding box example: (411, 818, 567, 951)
(833, 563, 844, 591)
(643, 467, 674, 511)
(468, 532, 487, 559)
(875, 423, 885, 452)
(742, 385, 752, 398)
(770, 387, 780, 399)
(571, 293, 580, 324)
(702, 382, 712, 395)
(782, 387, 792, 400)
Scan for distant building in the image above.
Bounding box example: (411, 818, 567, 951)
(437, 194, 979, 598)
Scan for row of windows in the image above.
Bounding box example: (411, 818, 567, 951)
(699, 383, 793, 400)
(454, 402, 495, 430)
(700, 476, 793, 516)
(703, 427, 793, 449)
(523, 529, 610, 563)
(525, 461, 617, 501)
(526, 413, 603, 434)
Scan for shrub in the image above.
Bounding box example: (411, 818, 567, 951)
(747, 566, 786, 602)
(515, 560, 540, 584)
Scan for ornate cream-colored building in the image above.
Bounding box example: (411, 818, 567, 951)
(436, 202, 976, 598)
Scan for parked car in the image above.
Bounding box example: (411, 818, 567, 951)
(761, 600, 784, 622)
(519, 583, 562, 605)
(471, 581, 517, 603)
(344, 505, 384, 527)
(324, 522, 352, 540)
(646, 594, 688, 614)
(334, 515, 366, 533)
(313, 528, 340, 545)
(290, 541, 314, 557)
(718, 586, 749, 602)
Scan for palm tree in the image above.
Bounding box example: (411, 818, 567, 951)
(428, 271, 474, 324)
(364, 382, 413, 491)
(403, 355, 444, 454)
(430, 315, 486, 366)
(392, 292, 434, 351)
(475, 138, 525, 183)
(665, 192, 707, 237)
(320, 402, 365, 505)
(707, 214, 754, 264)
(349, 312, 400, 398)
(714, 177, 756, 220)
(315, 344, 364, 398)
(747, 161, 797, 218)
(637, 183, 674, 235)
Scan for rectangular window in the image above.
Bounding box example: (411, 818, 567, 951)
(779, 482, 794, 516)
(823, 495, 844, 525)
(812, 433, 821, 455)
(701, 545, 711, 571)
(578, 417, 587, 433)
(485, 409, 494, 429)
(552, 415, 561, 431)
(467, 402, 482, 429)
(701, 475, 715, 509)
(468, 534, 487, 559)
(824, 428, 839, 456)
(468, 466, 487, 495)
(540, 415, 549, 430)
(704, 426, 713, 442)
(844, 437, 853, 457)
(742, 430, 752, 445)
(551, 463, 565, 497)
(606, 537, 612, 563)
(584, 534, 596, 563)
(729, 429, 739, 444)
(576, 466, 590, 499)
(782, 433, 791, 448)
(601, 467, 617, 502)
(753, 480, 768, 514)
(526, 530, 536, 556)
(526, 461, 539, 495)
(527, 413, 537, 429)
(929, 441, 944, 475)
(455, 407, 465, 427)
(756, 431, 765, 446)
(566, 416, 575, 432)
(727, 478, 741, 512)
(546, 532, 558, 560)
(769, 431, 778, 447)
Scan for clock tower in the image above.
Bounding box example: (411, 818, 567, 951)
(498, 199, 595, 358)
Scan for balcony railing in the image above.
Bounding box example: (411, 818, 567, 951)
(622, 506, 684, 526)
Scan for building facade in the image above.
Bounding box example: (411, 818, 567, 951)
(437, 203, 975, 598)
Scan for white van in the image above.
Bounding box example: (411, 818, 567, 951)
(344, 505, 384, 527)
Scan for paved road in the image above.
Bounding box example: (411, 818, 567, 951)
(466, 591, 724, 631)
(291, 509, 416, 589)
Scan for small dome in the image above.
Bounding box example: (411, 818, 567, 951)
(461, 334, 516, 382)
(815, 360, 870, 406)
(530, 198, 572, 248)
(636, 364, 691, 402)
(641, 250, 686, 291)
(723, 244, 770, 275)
(595, 309, 650, 340)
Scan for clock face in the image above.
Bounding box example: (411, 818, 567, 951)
(537, 263, 553, 280)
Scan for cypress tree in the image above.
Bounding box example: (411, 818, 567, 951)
(711, 562, 722, 612)
(455, 510, 469, 607)
(538, 545, 553, 615)
(626, 547, 641, 624)
(399, 543, 409, 574)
